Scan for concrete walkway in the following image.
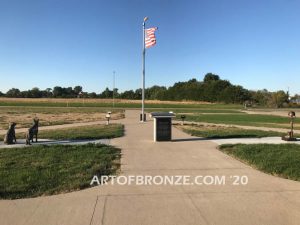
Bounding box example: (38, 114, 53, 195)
(211, 136, 300, 145)
(0, 139, 111, 148)
(0, 110, 300, 225)
(174, 120, 300, 134)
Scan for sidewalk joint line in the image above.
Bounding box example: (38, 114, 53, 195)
(89, 196, 99, 225)
(101, 195, 108, 225)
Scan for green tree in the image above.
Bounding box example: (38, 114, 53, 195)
(271, 90, 289, 108)
(52, 86, 63, 98)
(146, 85, 167, 100)
(31, 87, 42, 98)
(120, 90, 136, 99)
(251, 89, 271, 106)
(100, 87, 113, 98)
(6, 88, 21, 97)
(203, 73, 220, 83)
(73, 86, 83, 95)
(45, 88, 53, 97)
(89, 92, 97, 98)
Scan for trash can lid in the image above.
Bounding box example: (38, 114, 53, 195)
(150, 112, 175, 118)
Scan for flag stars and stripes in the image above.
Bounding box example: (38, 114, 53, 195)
(145, 27, 158, 49)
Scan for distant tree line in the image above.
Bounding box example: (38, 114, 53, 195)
(1, 73, 295, 107)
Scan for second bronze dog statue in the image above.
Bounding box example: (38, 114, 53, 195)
(26, 118, 39, 145)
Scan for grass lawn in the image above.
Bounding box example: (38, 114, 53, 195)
(148, 108, 244, 114)
(219, 144, 300, 181)
(0, 143, 121, 199)
(16, 124, 124, 140)
(177, 124, 288, 139)
(180, 113, 297, 129)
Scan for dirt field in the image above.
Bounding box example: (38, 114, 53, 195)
(0, 97, 211, 105)
(0, 107, 124, 129)
(242, 109, 300, 117)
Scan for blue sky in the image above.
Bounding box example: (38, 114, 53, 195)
(0, 0, 299, 94)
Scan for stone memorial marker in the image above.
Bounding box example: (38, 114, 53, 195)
(151, 112, 175, 142)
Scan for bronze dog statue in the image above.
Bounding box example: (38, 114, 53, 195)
(26, 118, 39, 145)
(4, 122, 17, 145)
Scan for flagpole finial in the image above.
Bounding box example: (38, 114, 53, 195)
(144, 17, 148, 22)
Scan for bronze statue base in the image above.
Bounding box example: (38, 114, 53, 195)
(281, 136, 297, 141)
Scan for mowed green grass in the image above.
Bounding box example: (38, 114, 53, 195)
(178, 124, 288, 139)
(148, 108, 244, 114)
(16, 124, 124, 140)
(219, 144, 300, 181)
(180, 113, 296, 129)
(0, 144, 121, 199)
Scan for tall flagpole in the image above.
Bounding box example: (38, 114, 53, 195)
(141, 17, 148, 122)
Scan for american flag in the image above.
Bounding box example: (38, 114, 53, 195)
(145, 27, 158, 49)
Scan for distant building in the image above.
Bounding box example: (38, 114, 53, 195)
(290, 96, 300, 104)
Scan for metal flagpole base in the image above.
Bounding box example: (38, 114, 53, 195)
(140, 113, 146, 122)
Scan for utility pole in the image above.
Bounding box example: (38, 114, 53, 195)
(113, 71, 115, 108)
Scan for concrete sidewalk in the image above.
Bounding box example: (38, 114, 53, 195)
(0, 110, 300, 225)
(0, 139, 111, 148)
(211, 136, 300, 145)
(173, 120, 300, 134)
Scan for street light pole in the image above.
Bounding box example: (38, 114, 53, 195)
(113, 71, 115, 108)
(141, 17, 148, 122)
